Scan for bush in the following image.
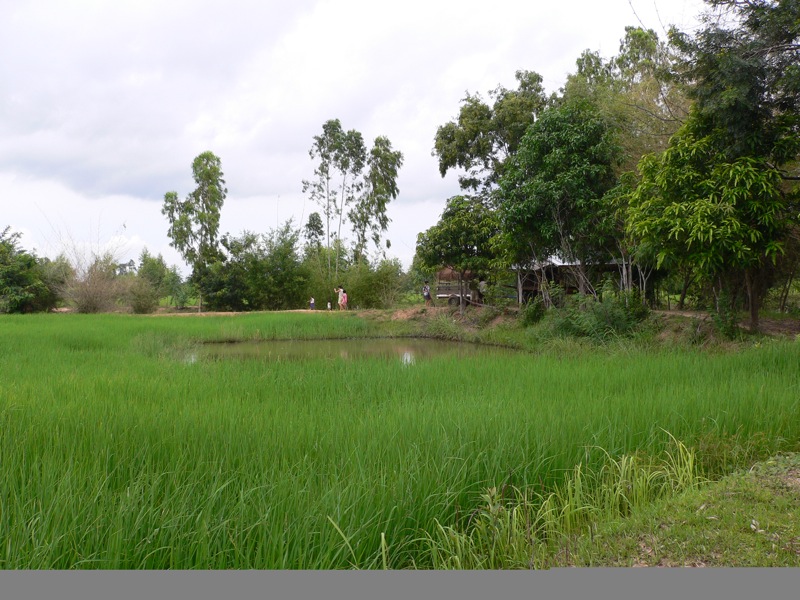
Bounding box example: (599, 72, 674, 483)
(0, 228, 62, 313)
(711, 289, 741, 340)
(520, 297, 546, 327)
(551, 287, 650, 342)
(127, 276, 159, 314)
(66, 253, 120, 313)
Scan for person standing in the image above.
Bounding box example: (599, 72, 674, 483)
(309, 297, 315, 310)
(335, 286, 345, 310)
(422, 280, 434, 307)
(342, 289, 348, 310)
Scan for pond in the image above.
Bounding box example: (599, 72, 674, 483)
(195, 337, 518, 365)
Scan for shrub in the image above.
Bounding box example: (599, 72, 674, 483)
(127, 276, 159, 314)
(66, 253, 120, 313)
(520, 297, 546, 327)
(551, 286, 650, 342)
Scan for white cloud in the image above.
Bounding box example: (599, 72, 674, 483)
(1, 0, 705, 273)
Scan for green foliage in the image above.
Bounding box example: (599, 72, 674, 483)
(520, 297, 546, 327)
(670, 0, 800, 165)
(563, 27, 685, 174)
(628, 131, 788, 273)
(350, 135, 404, 259)
(415, 195, 500, 278)
(342, 258, 406, 309)
(550, 287, 650, 342)
(0, 227, 60, 313)
(303, 120, 403, 278)
(201, 223, 309, 311)
(162, 151, 227, 281)
(499, 99, 621, 270)
(137, 249, 170, 298)
(127, 276, 159, 314)
(433, 70, 548, 193)
(303, 212, 324, 252)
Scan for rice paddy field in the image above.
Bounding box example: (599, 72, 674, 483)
(1, 312, 799, 569)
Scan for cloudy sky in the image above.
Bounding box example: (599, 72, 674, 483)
(1, 0, 705, 274)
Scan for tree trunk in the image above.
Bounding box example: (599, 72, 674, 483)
(779, 268, 795, 313)
(744, 269, 760, 333)
(458, 271, 465, 315)
(678, 273, 693, 310)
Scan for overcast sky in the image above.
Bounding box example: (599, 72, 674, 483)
(1, 0, 705, 274)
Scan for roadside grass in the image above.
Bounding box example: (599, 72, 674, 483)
(1, 311, 799, 568)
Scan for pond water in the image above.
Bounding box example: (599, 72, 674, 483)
(195, 337, 517, 365)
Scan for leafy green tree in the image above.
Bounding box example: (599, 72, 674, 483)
(350, 135, 404, 260)
(303, 120, 403, 278)
(415, 195, 500, 310)
(626, 0, 800, 330)
(0, 227, 59, 313)
(201, 223, 308, 312)
(434, 70, 548, 194)
(302, 119, 366, 280)
(670, 0, 800, 170)
(342, 257, 405, 309)
(162, 151, 227, 309)
(137, 249, 169, 298)
(162, 266, 187, 308)
(563, 27, 689, 175)
(499, 99, 621, 296)
(303, 212, 325, 253)
(261, 222, 309, 310)
(626, 122, 791, 330)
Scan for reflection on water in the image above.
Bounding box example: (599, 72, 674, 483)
(196, 338, 515, 364)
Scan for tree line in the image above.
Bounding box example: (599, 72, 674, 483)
(1, 121, 407, 313)
(4, 0, 798, 328)
(415, 0, 799, 332)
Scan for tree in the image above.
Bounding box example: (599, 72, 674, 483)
(563, 27, 690, 175)
(303, 212, 325, 253)
(162, 151, 227, 309)
(0, 227, 60, 313)
(200, 223, 309, 312)
(415, 195, 500, 311)
(625, 0, 800, 331)
(137, 248, 170, 298)
(433, 70, 548, 195)
(303, 120, 402, 277)
(350, 135, 404, 260)
(626, 121, 791, 330)
(302, 119, 365, 279)
(670, 0, 800, 171)
(499, 99, 621, 296)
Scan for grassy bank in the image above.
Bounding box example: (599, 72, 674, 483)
(1, 312, 798, 568)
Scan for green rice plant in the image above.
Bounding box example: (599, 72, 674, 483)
(0, 313, 798, 569)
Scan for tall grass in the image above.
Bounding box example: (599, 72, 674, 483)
(423, 436, 704, 569)
(0, 313, 798, 568)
